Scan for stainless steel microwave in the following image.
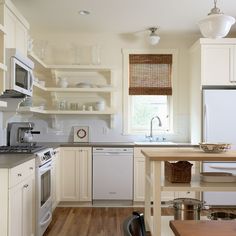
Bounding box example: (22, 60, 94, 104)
(5, 48, 34, 97)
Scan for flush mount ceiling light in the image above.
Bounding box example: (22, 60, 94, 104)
(78, 10, 90, 15)
(198, 0, 235, 38)
(148, 27, 160, 45)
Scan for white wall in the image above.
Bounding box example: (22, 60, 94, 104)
(6, 31, 200, 143)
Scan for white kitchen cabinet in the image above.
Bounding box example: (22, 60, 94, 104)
(0, 158, 35, 236)
(9, 174, 35, 236)
(0, 23, 7, 96)
(201, 44, 235, 85)
(60, 147, 92, 202)
(190, 38, 236, 86)
(51, 147, 60, 210)
(3, 0, 29, 55)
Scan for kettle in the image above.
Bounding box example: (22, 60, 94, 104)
(20, 129, 40, 143)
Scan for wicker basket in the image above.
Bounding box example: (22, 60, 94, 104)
(165, 161, 193, 183)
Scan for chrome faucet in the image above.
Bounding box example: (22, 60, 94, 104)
(146, 116, 162, 142)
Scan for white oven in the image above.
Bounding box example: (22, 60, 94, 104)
(35, 148, 54, 236)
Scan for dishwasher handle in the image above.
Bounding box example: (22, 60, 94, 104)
(95, 152, 133, 156)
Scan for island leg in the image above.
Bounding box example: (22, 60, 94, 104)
(145, 157, 151, 232)
(153, 161, 162, 236)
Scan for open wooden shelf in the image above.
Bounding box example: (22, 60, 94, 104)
(33, 82, 114, 92)
(17, 106, 115, 115)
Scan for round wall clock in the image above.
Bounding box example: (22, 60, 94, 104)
(76, 128, 86, 139)
(73, 126, 89, 142)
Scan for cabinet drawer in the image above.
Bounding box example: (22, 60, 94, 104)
(9, 159, 35, 188)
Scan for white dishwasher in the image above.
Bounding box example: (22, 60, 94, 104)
(93, 147, 133, 200)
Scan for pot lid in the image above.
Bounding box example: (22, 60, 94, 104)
(173, 198, 204, 206)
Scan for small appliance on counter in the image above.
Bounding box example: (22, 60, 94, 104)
(0, 122, 42, 153)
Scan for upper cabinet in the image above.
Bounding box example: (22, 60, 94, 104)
(2, 0, 29, 55)
(0, 23, 7, 98)
(202, 44, 235, 85)
(190, 38, 236, 86)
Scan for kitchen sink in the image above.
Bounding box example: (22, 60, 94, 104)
(134, 141, 178, 146)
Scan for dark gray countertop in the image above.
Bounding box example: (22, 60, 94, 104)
(38, 142, 197, 148)
(0, 154, 35, 168)
(0, 142, 197, 169)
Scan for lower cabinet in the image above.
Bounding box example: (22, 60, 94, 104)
(9, 174, 35, 236)
(134, 147, 196, 202)
(0, 159, 36, 236)
(60, 147, 92, 202)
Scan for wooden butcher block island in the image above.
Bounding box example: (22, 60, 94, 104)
(141, 147, 236, 236)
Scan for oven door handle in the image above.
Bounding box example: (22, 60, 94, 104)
(40, 211, 52, 227)
(39, 162, 52, 174)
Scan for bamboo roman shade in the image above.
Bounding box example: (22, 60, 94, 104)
(129, 54, 172, 95)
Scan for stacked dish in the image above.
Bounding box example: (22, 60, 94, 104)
(200, 172, 236, 183)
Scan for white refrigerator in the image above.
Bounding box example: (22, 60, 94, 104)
(202, 88, 236, 206)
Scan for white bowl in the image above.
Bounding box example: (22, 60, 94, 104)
(198, 14, 235, 38)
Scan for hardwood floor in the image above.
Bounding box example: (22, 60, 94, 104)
(44, 207, 148, 236)
(44, 207, 236, 236)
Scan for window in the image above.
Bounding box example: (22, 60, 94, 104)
(122, 49, 177, 135)
(130, 95, 170, 133)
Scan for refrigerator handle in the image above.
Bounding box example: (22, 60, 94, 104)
(209, 165, 236, 170)
(203, 104, 208, 142)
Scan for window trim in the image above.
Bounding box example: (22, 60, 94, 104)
(122, 48, 178, 135)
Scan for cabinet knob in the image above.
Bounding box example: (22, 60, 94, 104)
(17, 173, 22, 177)
(23, 184, 29, 188)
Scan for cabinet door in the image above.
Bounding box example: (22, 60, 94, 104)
(60, 147, 92, 202)
(134, 157, 145, 201)
(9, 181, 23, 236)
(15, 20, 28, 55)
(4, 7, 28, 55)
(9, 174, 35, 236)
(202, 45, 235, 85)
(22, 176, 35, 236)
(60, 148, 78, 201)
(4, 7, 15, 49)
(78, 147, 92, 201)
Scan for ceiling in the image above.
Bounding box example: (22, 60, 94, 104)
(12, 0, 236, 35)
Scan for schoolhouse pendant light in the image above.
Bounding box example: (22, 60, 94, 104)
(198, 0, 235, 38)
